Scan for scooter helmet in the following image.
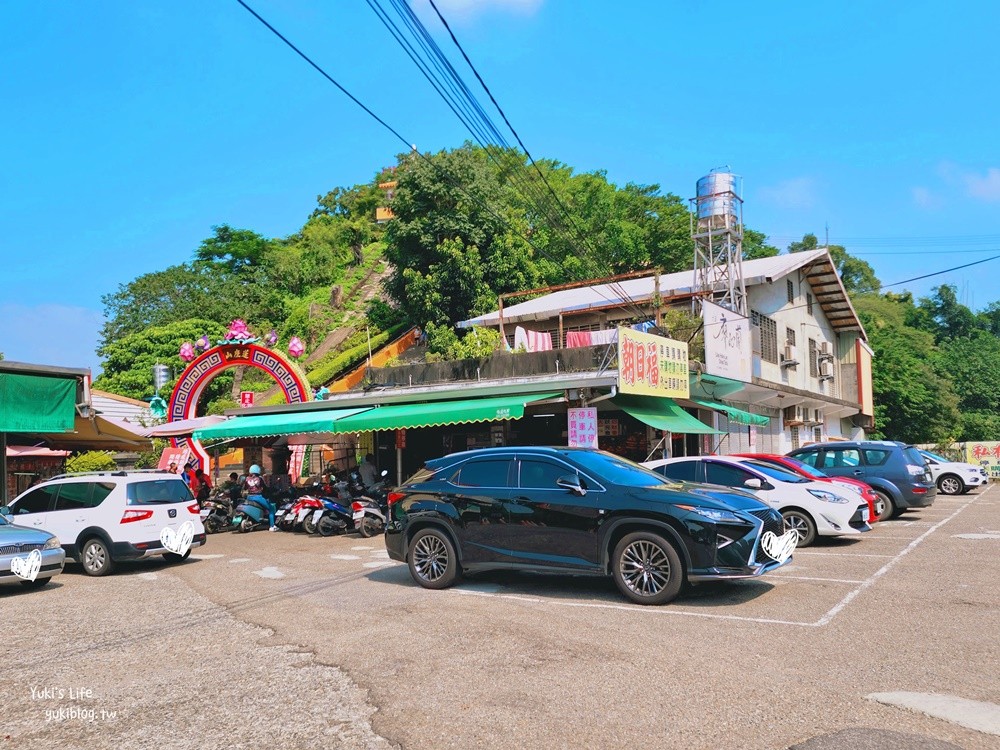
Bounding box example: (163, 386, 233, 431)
(249, 464, 262, 475)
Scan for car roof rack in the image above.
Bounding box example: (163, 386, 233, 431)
(47, 469, 173, 481)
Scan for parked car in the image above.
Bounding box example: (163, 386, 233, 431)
(385, 447, 792, 605)
(787, 441, 936, 520)
(0, 514, 65, 589)
(918, 449, 989, 495)
(731, 453, 881, 522)
(2, 471, 206, 576)
(643, 456, 871, 547)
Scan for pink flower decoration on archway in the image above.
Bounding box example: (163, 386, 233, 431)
(264, 329, 279, 347)
(226, 319, 251, 340)
(179, 342, 196, 362)
(288, 337, 305, 359)
(195, 334, 210, 351)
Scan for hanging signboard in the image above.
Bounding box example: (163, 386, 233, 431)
(239, 391, 255, 408)
(966, 441, 1000, 480)
(702, 300, 752, 383)
(568, 407, 598, 448)
(617, 327, 689, 399)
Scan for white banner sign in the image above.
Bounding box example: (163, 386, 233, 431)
(567, 408, 598, 448)
(702, 300, 752, 383)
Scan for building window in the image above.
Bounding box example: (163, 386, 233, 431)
(808, 338, 818, 377)
(813, 426, 822, 443)
(786, 280, 794, 303)
(807, 293, 814, 315)
(786, 327, 796, 346)
(790, 426, 800, 450)
(751, 310, 778, 364)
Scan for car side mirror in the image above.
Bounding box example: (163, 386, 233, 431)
(556, 474, 587, 496)
(743, 478, 764, 490)
(0, 505, 9, 516)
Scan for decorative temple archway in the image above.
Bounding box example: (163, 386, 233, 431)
(168, 338, 310, 469)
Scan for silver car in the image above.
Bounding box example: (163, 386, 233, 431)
(0, 511, 65, 590)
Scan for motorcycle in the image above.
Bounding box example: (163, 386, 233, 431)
(313, 496, 354, 536)
(351, 470, 390, 538)
(199, 491, 234, 534)
(231, 495, 274, 533)
(280, 495, 325, 532)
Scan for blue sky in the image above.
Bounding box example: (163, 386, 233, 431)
(3, 0, 999, 376)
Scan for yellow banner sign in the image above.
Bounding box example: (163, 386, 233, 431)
(617, 327, 689, 399)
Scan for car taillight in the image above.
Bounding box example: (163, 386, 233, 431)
(912, 487, 928, 494)
(187, 503, 200, 515)
(121, 509, 154, 524)
(387, 492, 405, 506)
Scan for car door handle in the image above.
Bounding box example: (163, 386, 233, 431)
(852, 470, 863, 476)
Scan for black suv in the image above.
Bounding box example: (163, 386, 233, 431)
(384, 447, 790, 605)
(788, 440, 936, 521)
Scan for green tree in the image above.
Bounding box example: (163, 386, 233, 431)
(908, 285, 979, 342)
(788, 233, 880, 294)
(65, 452, 116, 473)
(743, 229, 780, 260)
(853, 294, 960, 442)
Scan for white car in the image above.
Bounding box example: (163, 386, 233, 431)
(918, 449, 989, 495)
(642, 456, 871, 547)
(3, 470, 205, 576)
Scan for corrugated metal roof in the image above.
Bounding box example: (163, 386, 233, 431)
(459, 249, 865, 337)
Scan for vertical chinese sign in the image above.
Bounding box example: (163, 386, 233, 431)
(239, 391, 255, 408)
(617, 327, 690, 399)
(568, 407, 598, 448)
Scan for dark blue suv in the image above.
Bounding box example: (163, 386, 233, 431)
(788, 440, 936, 521)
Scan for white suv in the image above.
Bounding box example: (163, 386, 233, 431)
(1, 471, 206, 576)
(919, 449, 989, 495)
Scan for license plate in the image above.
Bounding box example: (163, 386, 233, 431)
(353, 511, 365, 522)
(862, 508, 870, 523)
(297, 509, 309, 521)
(312, 509, 324, 522)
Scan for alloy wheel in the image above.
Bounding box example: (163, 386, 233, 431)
(412, 534, 449, 583)
(939, 476, 962, 495)
(784, 514, 810, 544)
(84, 543, 106, 572)
(618, 539, 672, 597)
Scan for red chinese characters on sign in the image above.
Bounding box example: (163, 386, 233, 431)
(617, 328, 689, 399)
(239, 391, 255, 408)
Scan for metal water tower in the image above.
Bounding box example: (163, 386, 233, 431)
(691, 169, 746, 316)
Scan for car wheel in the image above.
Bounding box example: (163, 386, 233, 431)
(407, 528, 460, 590)
(872, 490, 894, 523)
(782, 510, 817, 547)
(358, 515, 382, 538)
(20, 577, 50, 589)
(163, 550, 191, 564)
(611, 531, 684, 605)
(938, 474, 964, 495)
(302, 515, 319, 534)
(80, 538, 114, 577)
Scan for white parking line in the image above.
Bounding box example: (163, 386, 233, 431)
(813, 489, 984, 627)
(768, 574, 864, 584)
(795, 551, 894, 558)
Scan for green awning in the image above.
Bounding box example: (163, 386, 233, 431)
(331, 392, 562, 432)
(193, 407, 372, 440)
(693, 399, 769, 426)
(0, 373, 77, 433)
(613, 394, 721, 435)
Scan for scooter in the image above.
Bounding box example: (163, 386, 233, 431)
(313, 496, 354, 536)
(200, 491, 234, 534)
(351, 470, 390, 538)
(282, 495, 325, 532)
(231, 495, 274, 533)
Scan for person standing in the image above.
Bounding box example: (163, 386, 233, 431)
(194, 469, 212, 503)
(358, 453, 378, 488)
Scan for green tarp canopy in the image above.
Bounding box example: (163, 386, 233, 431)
(330, 392, 560, 432)
(193, 407, 372, 440)
(0, 373, 77, 433)
(613, 394, 721, 435)
(692, 398, 769, 426)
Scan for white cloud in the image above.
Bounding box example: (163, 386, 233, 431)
(429, 0, 543, 19)
(938, 162, 1000, 203)
(911, 186, 943, 210)
(757, 177, 817, 210)
(0, 303, 104, 376)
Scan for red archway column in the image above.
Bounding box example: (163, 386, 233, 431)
(167, 343, 310, 469)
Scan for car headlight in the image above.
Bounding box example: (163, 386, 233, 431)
(42, 536, 61, 550)
(808, 489, 849, 504)
(834, 481, 863, 495)
(675, 504, 746, 524)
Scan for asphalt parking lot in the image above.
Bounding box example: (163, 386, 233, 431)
(4, 484, 999, 750)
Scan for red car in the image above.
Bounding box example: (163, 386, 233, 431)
(731, 453, 881, 523)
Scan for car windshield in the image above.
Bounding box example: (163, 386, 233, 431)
(921, 450, 949, 463)
(568, 450, 667, 488)
(777, 456, 828, 478)
(739, 460, 809, 483)
(127, 479, 193, 505)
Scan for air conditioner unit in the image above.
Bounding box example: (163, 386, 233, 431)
(783, 405, 808, 425)
(781, 344, 799, 368)
(818, 360, 835, 381)
(818, 341, 834, 361)
(811, 409, 824, 425)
